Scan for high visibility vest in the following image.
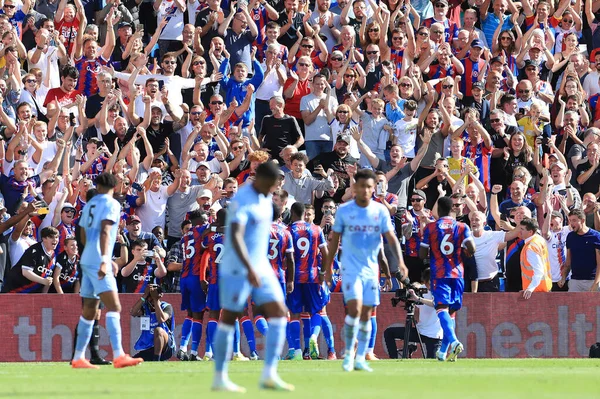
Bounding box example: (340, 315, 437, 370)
(520, 234, 552, 292)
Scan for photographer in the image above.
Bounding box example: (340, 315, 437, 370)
(384, 269, 442, 359)
(130, 284, 175, 361)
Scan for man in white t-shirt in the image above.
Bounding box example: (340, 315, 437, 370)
(135, 167, 180, 230)
(393, 100, 418, 158)
(469, 210, 519, 292)
(154, 0, 185, 57)
(28, 28, 68, 89)
(542, 210, 571, 291)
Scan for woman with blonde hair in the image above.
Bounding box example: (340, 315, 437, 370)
(325, 103, 359, 158)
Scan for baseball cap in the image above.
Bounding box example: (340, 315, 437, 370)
(62, 202, 76, 211)
(331, 50, 344, 59)
(199, 189, 213, 200)
(127, 215, 141, 224)
(412, 189, 427, 202)
(434, 0, 448, 6)
(149, 167, 162, 175)
(472, 81, 484, 91)
(524, 59, 539, 68)
(336, 134, 351, 144)
(471, 39, 483, 49)
(550, 161, 567, 171)
(196, 161, 211, 171)
(490, 56, 503, 65)
(118, 22, 132, 29)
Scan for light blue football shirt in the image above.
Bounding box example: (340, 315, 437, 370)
(79, 193, 121, 267)
(221, 183, 274, 277)
(333, 200, 393, 280)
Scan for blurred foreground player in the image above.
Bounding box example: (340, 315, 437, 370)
(323, 169, 406, 372)
(212, 162, 294, 392)
(419, 196, 475, 362)
(71, 173, 143, 369)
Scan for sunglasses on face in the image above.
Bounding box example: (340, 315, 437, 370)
(191, 111, 202, 115)
(563, 19, 573, 23)
(3, 4, 15, 8)
(410, 198, 424, 202)
(193, 61, 205, 66)
(344, 74, 355, 78)
(210, 101, 224, 105)
(301, 44, 314, 48)
(452, 203, 463, 208)
(232, 145, 244, 150)
(25, 79, 36, 83)
(392, 37, 403, 40)
(518, 89, 530, 93)
(337, 110, 349, 114)
(163, 60, 177, 65)
(418, 31, 429, 36)
(442, 84, 453, 89)
(63, 209, 76, 215)
(298, 62, 310, 67)
(331, 57, 343, 61)
(400, 82, 412, 87)
(367, 50, 379, 55)
(368, 28, 379, 32)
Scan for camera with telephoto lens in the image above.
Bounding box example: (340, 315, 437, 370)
(391, 271, 428, 308)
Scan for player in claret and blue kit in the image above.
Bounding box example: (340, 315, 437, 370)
(419, 196, 476, 362)
(323, 169, 406, 372)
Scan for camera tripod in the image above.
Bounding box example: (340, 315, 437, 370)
(402, 302, 426, 359)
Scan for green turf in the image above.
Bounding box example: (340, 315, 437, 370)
(0, 359, 599, 398)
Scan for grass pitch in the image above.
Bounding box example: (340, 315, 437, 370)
(0, 359, 599, 398)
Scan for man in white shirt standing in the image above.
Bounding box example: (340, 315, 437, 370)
(542, 210, 571, 291)
(469, 211, 519, 292)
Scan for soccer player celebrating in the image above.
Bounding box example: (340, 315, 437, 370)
(212, 162, 293, 392)
(323, 169, 406, 372)
(419, 197, 476, 362)
(71, 173, 143, 369)
(177, 210, 209, 361)
(286, 202, 329, 361)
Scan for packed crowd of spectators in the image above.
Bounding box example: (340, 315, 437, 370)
(0, 0, 599, 295)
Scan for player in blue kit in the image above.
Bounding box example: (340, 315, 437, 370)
(71, 173, 143, 369)
(419, 196, 475, 362)
(212, 162, 293, 393)
(323, 169, 406, 372)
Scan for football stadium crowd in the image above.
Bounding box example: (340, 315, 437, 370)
(1, 0, 600, 359)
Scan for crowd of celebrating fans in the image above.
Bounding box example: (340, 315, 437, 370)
(0, 0, 599, 300)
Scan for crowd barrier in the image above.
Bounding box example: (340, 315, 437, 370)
(1, 292, 599, 361)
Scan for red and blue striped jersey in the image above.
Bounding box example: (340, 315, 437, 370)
(288, 221, 326, 283)
(421, 18, 458, 43)
(462, 137, 492, 192)
(255, 41, 288, 64)
(250, 6, 270, 44)
(390, 47, 405, 78)
(180, 224, 209, 279)
(74, 56, 109, 97)
(460, 58, 486, 97)
(268, 222, 293, 284)
(55, 222, 75, 255)
(421, 216, 473, 279)
(81, 156, 108, 180)
(428, 64, 458, 90)
(401, 209, 434, 257)
(202, 231, 225, 284)
(331, 254, 342, 292)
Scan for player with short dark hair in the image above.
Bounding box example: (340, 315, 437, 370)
(120, 239, 167, 294)
(72, 173, 143, 369)
(177, 211, 210, 361)
(212, 161, 293, 392)
(286, 202, 329, 360)
(419, 196, 476, 362)
(323, 168, 404, 372)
